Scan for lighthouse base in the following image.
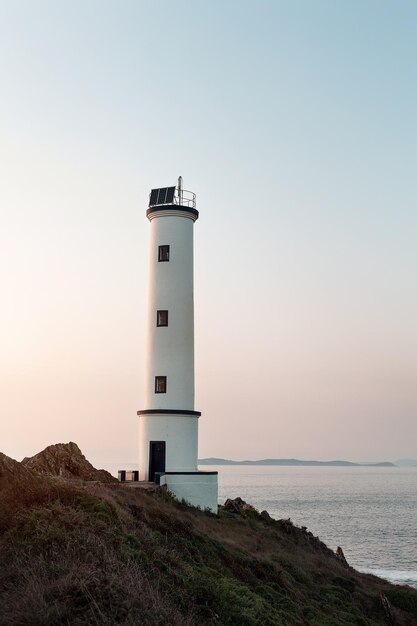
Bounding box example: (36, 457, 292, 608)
(156, 471, 218, 513)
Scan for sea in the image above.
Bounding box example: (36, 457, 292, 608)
(101, 462, 417, 589)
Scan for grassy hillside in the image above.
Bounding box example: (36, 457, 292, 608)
(1, 471, 416, 625)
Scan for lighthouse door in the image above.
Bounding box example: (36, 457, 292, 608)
(149, 441, 166, 481)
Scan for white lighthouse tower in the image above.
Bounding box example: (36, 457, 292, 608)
(137, 178, 218, 513)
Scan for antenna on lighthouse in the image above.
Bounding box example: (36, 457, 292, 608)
(178, 175, 183, 205)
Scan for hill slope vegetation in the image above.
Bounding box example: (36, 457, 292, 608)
(0, 446, 416, 625)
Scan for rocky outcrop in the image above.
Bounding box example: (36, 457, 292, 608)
(336, 545, 350, 567)
(0, 452, 34, 487)
(22, 442, 117, 483)
(223, 496, 258, 515)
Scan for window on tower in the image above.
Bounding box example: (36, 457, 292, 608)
(157, 310, 168, 327)
(158, 245, 170, 262)
(155, 376, 167, 393)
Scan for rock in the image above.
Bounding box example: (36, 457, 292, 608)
(223, 497, 245, 513)
(22, 442, 117, 483)
(242, 503, 257, 513)
(0, 452, 34, 488)
(335, 546, 349, 567)
(0, 452, 23, 477)
(223, 497, 259, 517)
(380, 593, 395, 626)
(278, 518, 294, 535)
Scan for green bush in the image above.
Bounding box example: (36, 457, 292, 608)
(385, 587, 417, 618)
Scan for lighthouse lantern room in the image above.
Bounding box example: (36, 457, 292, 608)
(137, 178, 218, 513)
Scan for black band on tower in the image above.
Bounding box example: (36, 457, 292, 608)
(137, 409, 201, 417)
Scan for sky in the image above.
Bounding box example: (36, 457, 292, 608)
(0, 0, 416, 465)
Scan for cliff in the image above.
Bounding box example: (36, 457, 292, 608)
(0, 446, 416, 626)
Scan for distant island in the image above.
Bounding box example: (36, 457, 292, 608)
(198, 457, 396, 467)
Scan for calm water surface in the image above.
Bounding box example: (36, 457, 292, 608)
(211, 465, 417, 588)
(103, 463, 417, 589)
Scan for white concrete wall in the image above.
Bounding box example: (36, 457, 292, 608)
(139, 206, 203, 484)
(139, 413, 199, 481)
(144, 214, 195, 410)
(159, 472, 218, 513)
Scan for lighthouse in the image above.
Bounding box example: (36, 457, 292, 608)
(137, 178, 218, 512)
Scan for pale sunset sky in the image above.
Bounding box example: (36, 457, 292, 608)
(1, 1, 416, 465)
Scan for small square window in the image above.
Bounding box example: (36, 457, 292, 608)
(155, 376, 167, 393)
(157, 310, 168, 327)
(158, 245, 170, 262)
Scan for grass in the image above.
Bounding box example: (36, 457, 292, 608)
(1, 476, 416, 625)
(385, 587, 417, 619)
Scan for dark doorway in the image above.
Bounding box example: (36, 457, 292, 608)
(149, 441, 166, 482)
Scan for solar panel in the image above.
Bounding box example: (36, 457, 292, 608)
(149, 189, 159, 206)
(157, 188, 167, 204)
(149, 186, 176, 207)
(166, 186, 175, 203)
